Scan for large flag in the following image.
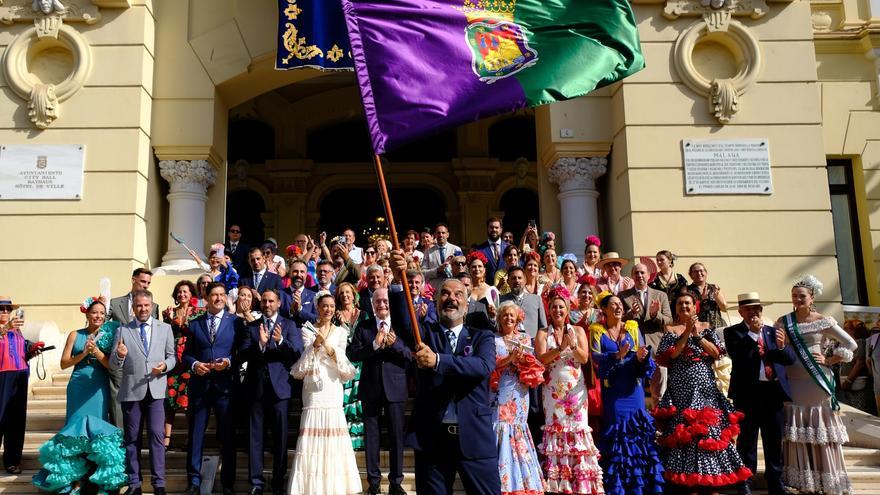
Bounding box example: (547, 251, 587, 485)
(276, 0, 354, 71)
(341, 0, 645, 154)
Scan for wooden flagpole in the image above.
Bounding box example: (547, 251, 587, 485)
(372, 153, 422, 346)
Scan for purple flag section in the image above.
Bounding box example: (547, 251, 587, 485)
(341, 1, 528, 154)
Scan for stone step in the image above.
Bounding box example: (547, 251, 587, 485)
(29, 385, 67, 399)
(52, 373, 71, 386)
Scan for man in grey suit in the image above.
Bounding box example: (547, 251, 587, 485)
(421, 223, 462, 290)
(110, 290, 176, 495)
(499, 266, 546, 338)
(619, 263, 672, 400)
(107, 268, 160, 428)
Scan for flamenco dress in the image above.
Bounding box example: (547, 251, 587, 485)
(490, 334, 547, 495)
(653, 328, 751, 490)
(590, 323, 664, 495)
(33, 322, 127, 493)
(338, 315, 365, 451)
(539, 327, 604, 494)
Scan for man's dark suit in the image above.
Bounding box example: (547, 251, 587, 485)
(724, 322, 796, 495)
(238, 315, 303, 492)
(347, 317, 412, 490)
(281, 286, 317, 327)
(226, 241, 251, 278)
(240, 270, 283, 295)
(476, 240, 509, 287)
(359, 287, 376, 320)
(390, 291, 500, 495)
(183, 311, 238, 490)
(413, 294, 438, 326)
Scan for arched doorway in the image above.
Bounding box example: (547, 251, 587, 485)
(318, 188, 446, 241)
(227, 189, 266, 245)
(499, 188, 539, 239)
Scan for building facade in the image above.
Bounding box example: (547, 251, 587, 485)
(0, 0, 879, 339)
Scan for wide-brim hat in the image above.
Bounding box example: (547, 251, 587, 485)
(0, 296, 20, 309)
(596, 252, 629, 269)
(737, 292, 763, 307)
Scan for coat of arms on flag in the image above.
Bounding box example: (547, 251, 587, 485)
(457, 0, 538, 83)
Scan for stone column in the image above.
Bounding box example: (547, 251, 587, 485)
(158, 159, 217, 270)
(548, 156, 607, 257)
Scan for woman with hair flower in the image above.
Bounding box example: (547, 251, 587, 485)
(494, 244, 521, 295)
(33, 297, 127, 493)
(161, 280, 204, 450)
(590, 292, 664, 495)
(538, 231, 557, 255)
(491, 301, 546, 495)
(559, 255, 580, 304)
(580, 236, 603, 277)
(654, 290, 750, 494)
(570, 277, 600, 327)
(779, 275, 857, 494)
(535, 287, 603, 494)
(468, 251, 501, 309)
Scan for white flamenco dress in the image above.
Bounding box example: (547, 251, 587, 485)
(288, 323, 362, 495)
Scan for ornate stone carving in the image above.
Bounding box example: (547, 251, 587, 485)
(0, 0, 99, 29)
(159, 160, 218, 193)
(29, 83, 58, 128)
(548, 157, 608, 193)
(666, 0, 763, 124)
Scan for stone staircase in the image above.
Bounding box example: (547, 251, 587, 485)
(6, 371, 880, 494)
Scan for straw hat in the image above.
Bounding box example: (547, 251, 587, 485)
(596, 252, 629, 270)
(737, 292, 763, 307)
(0, 296, 20, 309)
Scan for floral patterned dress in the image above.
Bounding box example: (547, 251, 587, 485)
(491, 333, 546, 495)
(654, 328, 751, 488)
(540, 326, 604, 494)
(162, 305, 204, 411)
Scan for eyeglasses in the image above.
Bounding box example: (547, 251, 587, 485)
(228, 229, 240, 234)
(454, 261, 467, 266)
(0, 307, 11, 312)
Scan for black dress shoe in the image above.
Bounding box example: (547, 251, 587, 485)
(389, 484, 407, 495)
(183, 485, 199, 495)
(222, 487, 236, 495)
(366, 485, 381, 495)
(4, 465, 21, 475)
(126, 488, 142, 495)
(248, 487, 264, 495)
(153, 488, 166, 495)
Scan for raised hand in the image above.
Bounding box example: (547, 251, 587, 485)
(116, 340, 128, 359)
(649, 299, 661, 318)
(776, 328, 787, 349)
(259, 324, 269, 346)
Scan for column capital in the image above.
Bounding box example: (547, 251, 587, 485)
(159, 159, 217, 192)
(548, 156, 608, 192)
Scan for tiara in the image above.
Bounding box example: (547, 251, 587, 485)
(793, 274, 823, 296)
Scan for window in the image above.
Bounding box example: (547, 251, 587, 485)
(827, 159, 868, 305)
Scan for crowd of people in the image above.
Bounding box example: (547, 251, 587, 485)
(0, 216, 870, 495)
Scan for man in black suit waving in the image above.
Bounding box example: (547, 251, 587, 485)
(724, 292, 796, 495)
(388, 250, 500, 495)
(347, 288, 412, 495)
(239, 289, 303, 495)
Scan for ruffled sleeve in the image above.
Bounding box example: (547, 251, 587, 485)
(822, 317, 858, 361)
(656, 331, 678, 367)
(95, 321, 121, 354)
(330, 326, 357, 382)
(704, 327, 726, 357)
(291, 324, 319, 381)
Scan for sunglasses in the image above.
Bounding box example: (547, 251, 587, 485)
(454, 261, 467, 266)
(365, 250, 376, 255)
(228, 229, 240, 233)
(0, 307, 11, 312)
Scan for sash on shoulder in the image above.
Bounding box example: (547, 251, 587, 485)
(782, 312, 839, 410)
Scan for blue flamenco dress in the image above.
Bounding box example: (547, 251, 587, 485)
(590, 324, 664, 495)
(33, 322, 127, 493)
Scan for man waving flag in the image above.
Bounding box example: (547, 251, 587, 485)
(341, 0, 645, 154)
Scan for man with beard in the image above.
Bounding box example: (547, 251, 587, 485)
(498, 267, 546, 338)
(388, 250, 500, 495)
(282, 260, 316, 326)
(476, 217, 508, 286)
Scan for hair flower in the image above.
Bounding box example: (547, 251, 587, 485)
(546, 284, 572, 302)
(466, 251, 489, 266)
(577, 274, 597, 287)
(585, 235, 601, 247)
(286, 244, 302, 258)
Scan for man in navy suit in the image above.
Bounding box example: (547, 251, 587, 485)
(724, 292, 796, 495)
(389, 251, 500, 495)
(282, 260, 316, 326)
(182, 283, 238, 495)
(239, 289, 303, 495)
(226, 224, 251, 278)
(359, 264, 385, 320)
(407, 270, 437, 326)
(475, 216, 508, 286)
(347, 288, 412, 495)
(308, 259, 337, 295)
(240, 247, 283, 294)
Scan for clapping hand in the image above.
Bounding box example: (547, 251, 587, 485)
(629, 300, 642, 318)
(385, 331, 397, 348)
(648, 299, 661, 318)
(417, 302, 428, 319)
(414, 343, 438, 369)
(272, 323, 283, 343)
(812, 352, 826, 366)
(85, 338, 97, 355)
(616, 341, 632, 360)
(636, 346, 649, 362)
(116, 340, 128, 359)
(259, 324, 270, 346)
